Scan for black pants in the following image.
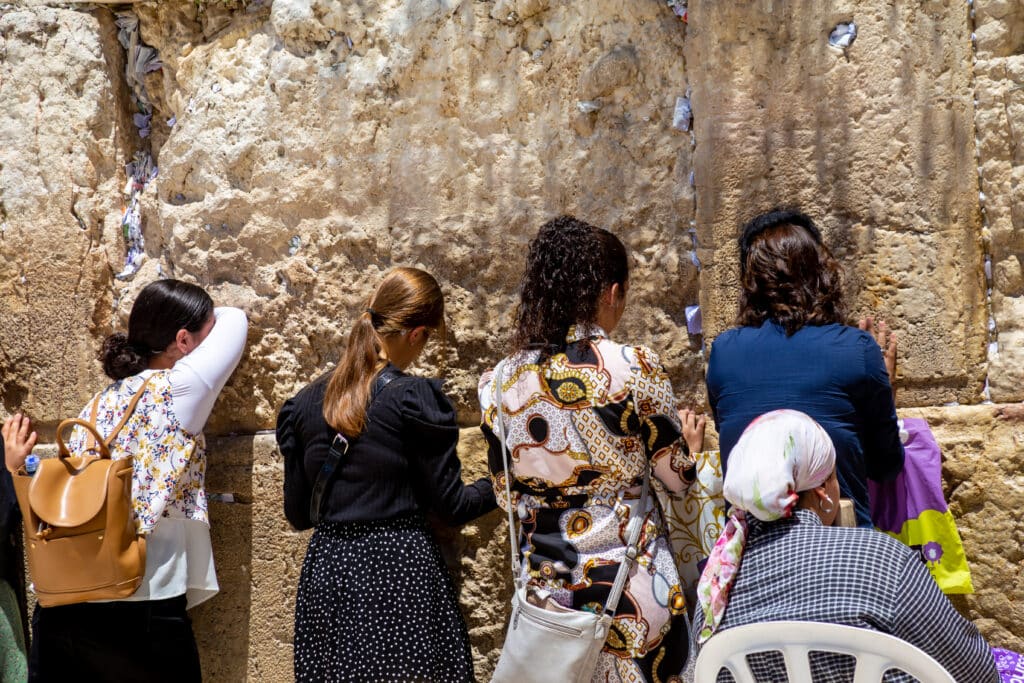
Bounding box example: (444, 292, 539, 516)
(29, 595, 201, 683)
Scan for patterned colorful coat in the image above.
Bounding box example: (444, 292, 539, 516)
(480, 324, 696, 683)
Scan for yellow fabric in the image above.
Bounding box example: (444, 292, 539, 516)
(879, 508, 974, 594)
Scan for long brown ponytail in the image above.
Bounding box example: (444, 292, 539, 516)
(323, 267, 445, 437)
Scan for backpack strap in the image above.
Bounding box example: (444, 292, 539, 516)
(308, 367, 408, 526)
(102, 375, 156, 449)
(61, 374, 156, 460)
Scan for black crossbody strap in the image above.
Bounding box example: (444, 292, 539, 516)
(309, 367, 406, 525)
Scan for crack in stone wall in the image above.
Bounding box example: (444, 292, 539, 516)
(971, 0, 1024, 402)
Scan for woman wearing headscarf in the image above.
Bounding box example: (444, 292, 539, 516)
(706, 209, 903, 527)
(688, 409, 997, 683)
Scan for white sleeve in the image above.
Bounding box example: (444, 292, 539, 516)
(169, 307, 248, 434)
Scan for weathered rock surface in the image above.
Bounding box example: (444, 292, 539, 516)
(903, 404, 1024, 652)
(973, 0, 1024, 401)
(130, 0, 700, 432)
(686, 0, 988, 406)
(0, 8, 131, 429)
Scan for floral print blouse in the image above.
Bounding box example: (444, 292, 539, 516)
(479, 324, 696, 682)
(69, 370, 206, 534)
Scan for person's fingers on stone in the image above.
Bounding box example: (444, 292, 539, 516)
(875, 320, 886, 346)
(2, 414, 20, 442)
(876, 321, 896, 371)
(683, 409, 700, 437)
(17, 414, 32, 443)
(695, 414, 707, 442)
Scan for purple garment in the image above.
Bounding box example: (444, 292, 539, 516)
(993, 647, 1024, 683)
(868, 417, 947, 534)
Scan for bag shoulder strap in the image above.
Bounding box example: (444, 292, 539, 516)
(81, 374, 156, 455)
(492, 359, 649, 618)
(492, 360, 523, 581)
(103, 374, 157, 448)
(308, 366, 408, 526)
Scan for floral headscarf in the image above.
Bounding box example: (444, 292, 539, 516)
(696, 409, 836, 643)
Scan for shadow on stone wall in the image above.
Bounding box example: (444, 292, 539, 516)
(191, 434, 255, 681)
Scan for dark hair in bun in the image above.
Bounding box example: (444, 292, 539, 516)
(100, 332, 147, 380)
(100, 279, 214, 380)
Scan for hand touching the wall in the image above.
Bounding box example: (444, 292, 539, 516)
(859, 317, 897, 398)
(679, 408, 707, 455)
(2, 413, 37, 472)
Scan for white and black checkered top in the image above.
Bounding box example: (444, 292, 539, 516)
(689, 509, 998, 683)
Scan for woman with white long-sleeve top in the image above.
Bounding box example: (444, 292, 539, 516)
(2, 279, 248, 683)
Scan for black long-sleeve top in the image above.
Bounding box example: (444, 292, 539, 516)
(0, 440, 27, 637)
(276, 369, 496, 530)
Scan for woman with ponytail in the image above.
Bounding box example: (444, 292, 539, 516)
(276, 267, 495, 683)
(3, 279, 248, 682)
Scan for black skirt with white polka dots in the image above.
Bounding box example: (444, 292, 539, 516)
(294, 515, 475, 683)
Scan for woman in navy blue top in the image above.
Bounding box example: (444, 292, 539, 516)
(705, 209, 903, 527)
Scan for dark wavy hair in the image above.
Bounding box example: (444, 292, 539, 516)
(101, 279, 214, 380)
(737, 209, 845, 335)
(512, 215, 629, 352)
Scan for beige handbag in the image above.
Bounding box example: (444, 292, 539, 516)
(490, 360, 650, 683)
(12, 377, 152, 607)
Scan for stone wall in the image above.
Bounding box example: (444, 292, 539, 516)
(687, 0, 988, 405)
(1, 0, 1022, 681)
(973, 0, 1024, 401)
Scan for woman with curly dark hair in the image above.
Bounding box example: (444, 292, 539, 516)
(479, 216, 700, 682)
(706, 208, 904, 527)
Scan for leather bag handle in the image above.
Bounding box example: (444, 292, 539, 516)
(56, 419, 111, 460)
(59, 375, 155, 460)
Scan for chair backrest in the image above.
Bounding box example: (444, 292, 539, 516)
(694, 621, 955, 683)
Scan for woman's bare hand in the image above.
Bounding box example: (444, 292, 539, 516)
(859, 317, 898, 392)
(678, 408, 707, 454)
(2, 413, 37, 472)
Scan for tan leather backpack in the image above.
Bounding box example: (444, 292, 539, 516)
(13, 377, 152, 607)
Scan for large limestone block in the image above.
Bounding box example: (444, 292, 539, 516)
(973, 46, 1024, 401)
(127, 0, 699, 433)
(686, 1, 987, 406)
(191, 432, 309, 682)
(973, 0, 1024, 60)
(438, 428, 511, 678)
(0, 8, 133, 427)
(902, 404, 1024, 649)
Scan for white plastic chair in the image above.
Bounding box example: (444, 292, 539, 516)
(694, 621, 955, 683)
